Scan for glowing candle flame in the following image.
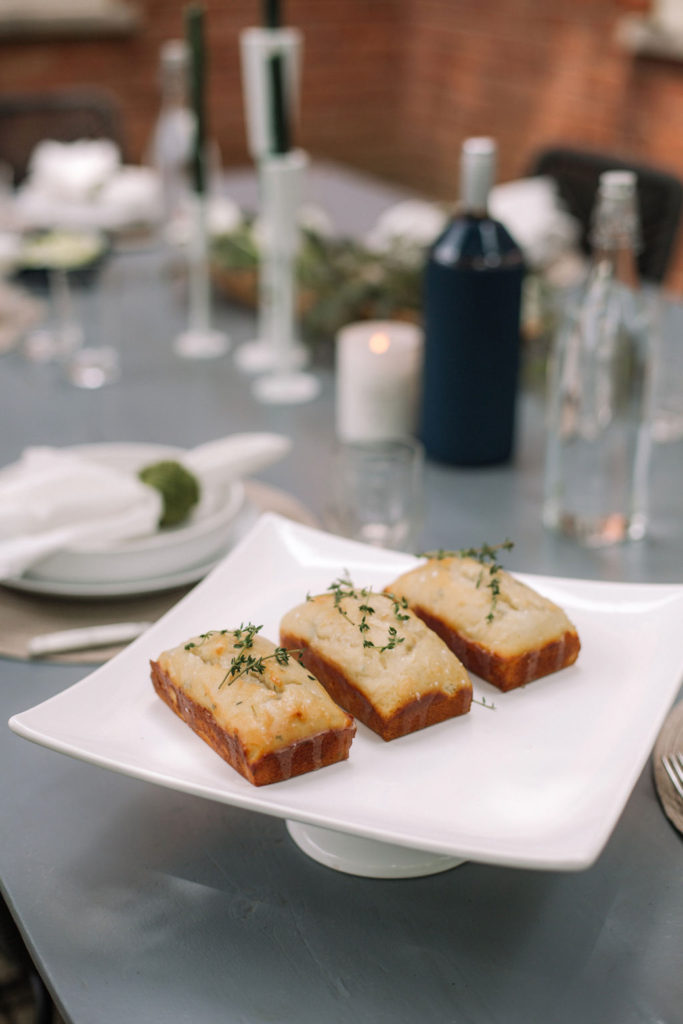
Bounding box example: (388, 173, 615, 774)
(369, 331, 391, 355)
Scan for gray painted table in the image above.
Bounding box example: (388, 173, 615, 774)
(1, 163, 682, 1024)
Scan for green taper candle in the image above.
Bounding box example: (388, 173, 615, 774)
(185, 4, 206, 194)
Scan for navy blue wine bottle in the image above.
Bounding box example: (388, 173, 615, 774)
(420, 138, 525, 465)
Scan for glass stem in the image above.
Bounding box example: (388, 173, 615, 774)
(50, 267, 81, 355)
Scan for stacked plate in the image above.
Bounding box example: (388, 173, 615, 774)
(3, 442, 256, 598)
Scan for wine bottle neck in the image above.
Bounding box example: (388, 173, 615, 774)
(592, 245, 640, 288)
(460, 137, 496, 215)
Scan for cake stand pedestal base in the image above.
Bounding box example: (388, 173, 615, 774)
(286, 820, 465, 878)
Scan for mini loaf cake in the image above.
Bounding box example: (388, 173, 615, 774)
(385, 551, 580, 692)
(279, 578, 472, 741)
(150, 625, 355, 786)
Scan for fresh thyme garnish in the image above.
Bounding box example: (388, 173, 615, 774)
(184, 628, 228, 651)
(327, 573, 410, 652)
(417, 540, 514, 623)
(221, 639, 303, 689)
(472, 696, 497, 710)
(418, 540, 514, 564)
(184, 623, 303, 689)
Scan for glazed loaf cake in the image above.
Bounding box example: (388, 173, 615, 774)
(279, 584, 472, 741)
(150, 625, 355, 786)
(386, 556, 580, 692)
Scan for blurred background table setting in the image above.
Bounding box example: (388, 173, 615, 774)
(1, 1, 683, 1022)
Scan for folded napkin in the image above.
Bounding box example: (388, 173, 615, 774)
(0, 447, 162, 579)
(0, 433, 292, 580)
(489, 176, 580, 270)
(27, 139, 122, 203)
(364, 199, 449, 254)
(182, 432, 292, 517)
(96, 166, 163, 229)
(14, 139, 164, 233)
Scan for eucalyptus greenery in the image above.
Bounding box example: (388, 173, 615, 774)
(211, 220, 424, 343)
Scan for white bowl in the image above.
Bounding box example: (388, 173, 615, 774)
(27, 443, 245, 585)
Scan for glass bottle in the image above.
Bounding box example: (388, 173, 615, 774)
(542, 170, 653, 546)
(419, 137, 526, 465)
(150, 40, 195, 224)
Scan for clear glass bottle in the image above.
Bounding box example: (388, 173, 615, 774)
(420, 137, 526, 465)
(150, 40, 195, 224)
(542, 170, 653, 546)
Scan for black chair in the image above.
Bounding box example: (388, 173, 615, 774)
(0, 895, 54, 1024)
(0, 87, 126, 186)
(528, 145, 683, 284)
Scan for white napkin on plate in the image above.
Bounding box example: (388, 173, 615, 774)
(0, 447, 162, 579)
(0, 433, 292, 579)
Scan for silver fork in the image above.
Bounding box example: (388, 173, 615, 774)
(661, 752, 683, 800)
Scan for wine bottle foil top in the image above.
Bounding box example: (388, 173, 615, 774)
(599, 169, 637, 197)
(460, 137, 497, 214)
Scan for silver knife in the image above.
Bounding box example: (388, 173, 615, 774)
(28, 621, 152, 657)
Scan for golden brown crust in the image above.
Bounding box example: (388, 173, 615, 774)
(150, 660, 355, 786)
(279, 629, 473, 741)
(385, 557, 581, 692)
(410, 606, 581, 692)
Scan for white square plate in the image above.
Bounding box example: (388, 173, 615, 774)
(10, 513, 683, 871)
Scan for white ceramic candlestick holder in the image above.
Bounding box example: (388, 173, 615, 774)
(235, 25, 305, 376)
(233, 163, 307, 376)
(174, 193, 230, 360)
(251, 149, 320, 405)
(240, 26, 302, 160)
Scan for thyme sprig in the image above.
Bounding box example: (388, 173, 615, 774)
(184, 623, 305, 689)
(472, 695, 497, 710)
(418, 540, 514, 623)
(418, 540, 514, 564)
(326, 573, 410, 653)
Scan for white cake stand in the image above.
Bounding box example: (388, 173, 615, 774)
(286, 820, 465, 878)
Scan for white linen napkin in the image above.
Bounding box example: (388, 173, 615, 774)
(0, 447, 162, 579)
(0, 434, 292, 579)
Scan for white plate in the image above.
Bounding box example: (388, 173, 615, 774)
(3, 554, 223, 599)
(1, 443, 245, 586)
(9, 513, 683, 872)
(2, 500, 260, 599)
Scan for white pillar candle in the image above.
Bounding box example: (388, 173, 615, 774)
(335, 320, 424, 442)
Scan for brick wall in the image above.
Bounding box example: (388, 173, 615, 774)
(1, 0, 683, 289)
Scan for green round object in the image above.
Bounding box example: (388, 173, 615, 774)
(138, 460, 201, 528)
